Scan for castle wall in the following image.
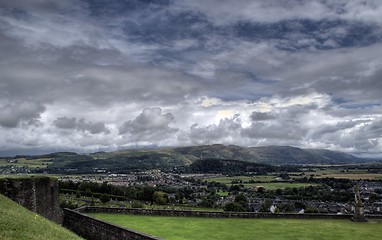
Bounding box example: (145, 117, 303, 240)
(79, 206, 353, 220)
(0, 177, 63, 224)
(63, 208, 161, 240)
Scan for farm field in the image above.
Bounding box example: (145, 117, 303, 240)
(240, 182, 316, 190)
(89, 213, 382, 240)
(0, 158, 52, 169)
(302, 165, 382, 180)
(206, 175, 276, 183)
(311, 172, 382, 180)
(205, 175, 315, 190)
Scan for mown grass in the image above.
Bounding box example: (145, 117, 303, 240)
(89, 213, 382, 240)
(0, 194, 82, 240)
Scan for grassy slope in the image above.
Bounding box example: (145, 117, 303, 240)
(0, 194, 82, 240)
(90, 213, 382, 240)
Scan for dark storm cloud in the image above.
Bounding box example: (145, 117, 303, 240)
(309, 120, 370, 139)
(243, 106, 310, 141)
(0, 102, 45, 128)
(54, 117, 109, 134)
(276, 44, 382, 106)
(250, 112, 275, 121)
(358, 119, 382, 141)
(234, 19, 381, 50)
(0, 0, 80, 11)
(54, 117, 77, 129)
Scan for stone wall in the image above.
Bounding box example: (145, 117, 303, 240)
(65, 207, 382, 239)
(63, 208, 161, 240)
(0, 177, 62, 223)
(79, 206, 353, 220)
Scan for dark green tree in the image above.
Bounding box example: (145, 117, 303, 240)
(224, 202, 246, 212)
(100, 194, 111, 204)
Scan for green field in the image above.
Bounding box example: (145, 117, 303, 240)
(244, 182, 316, 190)
(206, 175, 315, 190)
(0, 194, 82, 240)
(0, 158, 53, 169)
(89, 213, 382, 240)
(299, 168, 382, 180)
(315, 173, 382, 180)
(206, 175, 276, 183)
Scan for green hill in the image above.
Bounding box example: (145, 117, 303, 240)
(5, 145, 374, 174)
(248, 146, 365, 164)
(174, 144, 256, 162)
(190, 158, 298, 174)
(0, 194, 82, 240)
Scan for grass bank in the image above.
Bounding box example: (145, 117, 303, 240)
(89, 213, 382, 240)
(0, 194, 82, 240)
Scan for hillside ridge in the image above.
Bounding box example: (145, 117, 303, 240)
(2, 145, 378, 174)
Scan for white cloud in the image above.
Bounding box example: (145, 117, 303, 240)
(0, 0, 381, 156)
(189, 115, 242, 145)
(119, 108, 178, 144)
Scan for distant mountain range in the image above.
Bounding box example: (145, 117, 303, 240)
(88, 144, 374, 165)
(8, 144, 380, 174)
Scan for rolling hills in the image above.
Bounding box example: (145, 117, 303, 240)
(4, 144, 376, 174)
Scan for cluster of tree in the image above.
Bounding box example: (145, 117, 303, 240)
(254, 178, 356, 203)
(189, 158, 299, 174)
(49, 153, 188, 174)
(224, 194, 249, 212)
(59, 180, 198, 206)
(257, 199, 318, 213)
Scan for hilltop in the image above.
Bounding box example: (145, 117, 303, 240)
(92, 144, 367, 165)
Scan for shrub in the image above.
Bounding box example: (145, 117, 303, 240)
(224, 202, 246, 212)
(131, 201, 144, 208)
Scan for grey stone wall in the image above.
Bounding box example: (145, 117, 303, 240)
(63, 208, 161, 240)
(65, 207, 382, 240)
(0, 177, 63, 224)
(79, 206, 353, 220)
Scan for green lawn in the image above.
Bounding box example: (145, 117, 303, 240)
(0, 194, 82, 240)
(89, 213, 382, 240)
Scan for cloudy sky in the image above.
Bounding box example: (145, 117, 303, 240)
(1, 0, 382, 156)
